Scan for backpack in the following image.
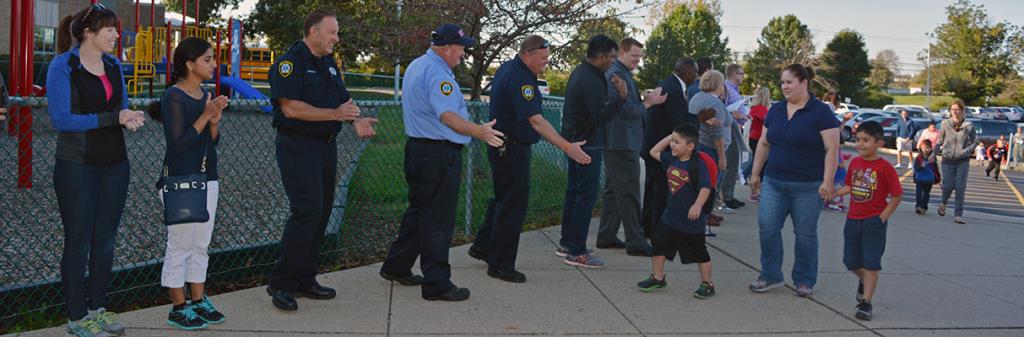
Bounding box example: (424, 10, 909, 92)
(687, 151, 718, 215)
(913, 156, 938, 184)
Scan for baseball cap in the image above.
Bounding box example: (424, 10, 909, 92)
(431, 23, 476, 47)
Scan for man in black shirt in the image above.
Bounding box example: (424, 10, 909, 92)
(557, 35, 627, 268)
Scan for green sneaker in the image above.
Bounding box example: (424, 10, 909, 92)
(693, 281, 716, 299)
(637, 274, 667, 292)
(65, 318, 112, 337)
(91, 308, 125, 336)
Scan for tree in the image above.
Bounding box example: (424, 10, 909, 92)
(549, 16, 636, 71)
(743, 15, 815, 99)
(818, 30, 871, 102)
(162, 0, 242, 25)
(929, 0, 1024, 104)
(868, 50, 899, 89)
(637, 0, 731, 89)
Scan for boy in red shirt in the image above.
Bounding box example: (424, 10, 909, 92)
(834, 121, 903, 321)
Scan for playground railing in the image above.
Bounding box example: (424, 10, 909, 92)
(0, 96, 571, 333)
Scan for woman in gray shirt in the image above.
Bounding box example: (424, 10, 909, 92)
(688, 70, 732, 167)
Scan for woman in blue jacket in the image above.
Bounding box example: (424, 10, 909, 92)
(46, 4, 145, 337)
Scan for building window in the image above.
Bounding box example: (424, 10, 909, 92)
(35, 26, 57, 58)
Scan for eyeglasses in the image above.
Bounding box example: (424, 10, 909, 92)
(526, 39, 550, 53)
(81, 3, 107, 23)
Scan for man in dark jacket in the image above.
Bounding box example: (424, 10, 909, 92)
(557, 35, 627, 268)
(641, 57, 698, 239)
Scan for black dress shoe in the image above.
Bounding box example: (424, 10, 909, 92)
(487, 269, 527, 283)
(266, 286, 297, 311)
(626, 248, 653, 257)
(725, 199, 746, 209)
(468, 246, 488, 262)
(295, 283, 336, 299)
(423, 287, 471, 301)
(380, 270, 424, 286)
(596, 239, 626, 249)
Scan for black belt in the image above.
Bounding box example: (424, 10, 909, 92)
(277, 128, 335, 143)
(409, 137, 464, 150)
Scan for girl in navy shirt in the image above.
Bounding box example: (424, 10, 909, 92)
(147, 37, 229, 330)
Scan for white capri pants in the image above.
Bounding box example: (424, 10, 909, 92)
(160, 180, 219, 288)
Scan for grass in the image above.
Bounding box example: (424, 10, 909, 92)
(892, 95, 955, 111)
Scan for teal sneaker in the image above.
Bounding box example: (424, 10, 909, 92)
(637, 274, 667, 292)
(191, 296, 226, 324)
(693, 281, 716, 299)
(65, 318, 112, 337)
(167, 305, 208, 330)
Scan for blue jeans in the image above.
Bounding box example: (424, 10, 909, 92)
(54, 159, 130, 321)
(757, 176, 824, 288)
(559, 148, 603, 256)
(940, 161, 970, 217)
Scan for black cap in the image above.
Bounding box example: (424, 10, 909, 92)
(431, 23, 475, 47)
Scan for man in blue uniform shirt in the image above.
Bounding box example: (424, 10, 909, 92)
(379, 23, 504, 302)
(468, 35, 592, 283)
(266, 10, 377, 311)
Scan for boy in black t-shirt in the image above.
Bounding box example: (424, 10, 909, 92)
(638, 124, 717, 299)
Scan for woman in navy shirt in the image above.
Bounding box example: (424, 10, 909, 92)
(747, 64, 840, 297)
(46, 4, 145, 336)
(147, 37, 229, 330)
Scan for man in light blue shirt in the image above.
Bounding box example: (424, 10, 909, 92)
(380, 23, 503, 302)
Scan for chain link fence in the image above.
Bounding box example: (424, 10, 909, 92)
(0, 96, 572, 333)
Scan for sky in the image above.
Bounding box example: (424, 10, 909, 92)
(203, 0, 1024, 75)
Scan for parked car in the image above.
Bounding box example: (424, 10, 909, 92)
(993, 107, 1022, 122)
(968, 119, 1017, 148)
(857, 115, 899, 148)
(537, 79, 551, 96)
(982, 107, 1007, 120)
(836, 103, 860, 115)
(966, 106, 995, 119)
(841, 109, 897, 141)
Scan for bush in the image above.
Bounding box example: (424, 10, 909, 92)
(859, 89, 894, 108)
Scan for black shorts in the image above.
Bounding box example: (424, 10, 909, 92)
(651, 223, 710, 264)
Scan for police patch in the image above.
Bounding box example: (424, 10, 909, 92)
(440, 81, 454, 96)
(329, 67, 338, 76)
(521, 85, 535, 101)
(279, 61, 294, 78)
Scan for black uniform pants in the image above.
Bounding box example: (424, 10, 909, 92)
(270, 132, 338, 292)
(473, 143, 532, 273)
(642, 158, 667, 239)
(381, 139, 463, 297)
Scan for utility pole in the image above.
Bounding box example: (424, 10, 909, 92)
(926, 36, 932, 109)
(394, 0, 403, 101)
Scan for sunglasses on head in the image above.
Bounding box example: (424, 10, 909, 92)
(526, 39, 550, 53)
(82, 3, 107, 22)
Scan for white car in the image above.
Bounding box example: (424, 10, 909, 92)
(994, 107, 1022, 122)
(537, 79, 551, 96)
(966, 106, 994, 119)
(836, 103, 860, 115)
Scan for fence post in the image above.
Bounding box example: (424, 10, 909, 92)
(463, 107, 475, 236)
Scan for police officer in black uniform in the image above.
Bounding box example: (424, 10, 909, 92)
(266, 10, 377, 311)
(468, 36, 592, 283)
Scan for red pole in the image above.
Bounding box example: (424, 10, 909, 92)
(17, 0, 35, 188)
(215, 29, 222, 94)
(7, 0, 20, 136)
(150, 0, 155, 28)
(195, 0, 200, 29)
(182, 0, 188, 33)
(135, 0, 140, 32)
(166, 22, 172, 85)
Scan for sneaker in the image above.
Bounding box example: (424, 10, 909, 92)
(555, 245, 593, 257)
(167, 305, 208, 330)
(715, 205, 735, 214)
(563, 253, 607, 269)
(90, 308, 125, 336)
(915, 207, 924, 215)
(794, 285, 814, 297)
(693, 282, 716, 299)
(937, 203, 946, 216)
(66, 318, 112, 337)
(954, 216, 966, 224)
(190, 296, 225, 324)
(748, 194, 760, 203)
(637, 274, 667, 292)
(856, 281, 864, 302)
(724, 199, 745, 209)
(855, 300, 873, 320)
(825, 204, 845, 213)
(749, 278, 785, 293)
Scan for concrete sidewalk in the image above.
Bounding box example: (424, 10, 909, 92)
(15, 188, 1024, 337)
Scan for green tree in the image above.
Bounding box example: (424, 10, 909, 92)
(637, 1, 731, 89)
(929, 0, 1024, 105)
(818, 30, 871, 102)
(743, 14, 815, 99)
(550, 16, 635, 71)
(162, 0, 242, 25)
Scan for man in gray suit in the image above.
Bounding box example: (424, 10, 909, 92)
(597, 38, 666, 256)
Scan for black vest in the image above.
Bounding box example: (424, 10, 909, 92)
(58, 55, 127, 166)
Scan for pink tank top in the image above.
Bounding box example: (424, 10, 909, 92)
(99, 74, 113, 102)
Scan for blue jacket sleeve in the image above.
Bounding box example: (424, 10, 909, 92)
(45, 55, 117, 132)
